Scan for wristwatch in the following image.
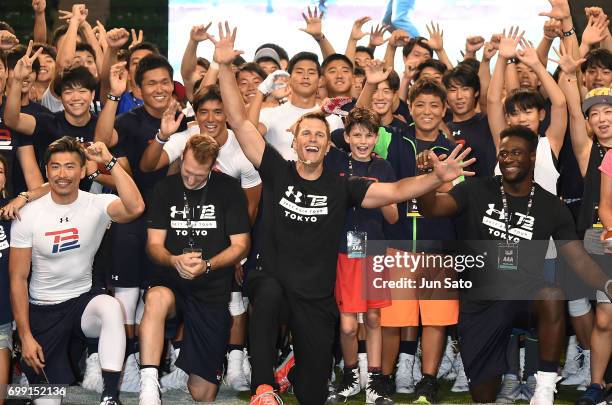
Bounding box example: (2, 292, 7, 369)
(18, 191, 30, 203)
(205, 259, 212, 274)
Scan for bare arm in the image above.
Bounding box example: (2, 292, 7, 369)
(56, 5, 87, 71)
(17, 146, 44, 190)
(381, 203, 398, 224)
(181, 24, 212, 102)
(487, 53, 508, 152)
(81, 21, 104, 75)
(299, 6, 335, 58)
(425, 22, 453, 70)
(600, 168, 612, 231)
(140, 100, 184, 172)
(32, 0, 47, 44)
(9, 248, 38, 362)
(560, 241, 611, 294)
(94, 62, 127, 147)
(478, 48, 494, 115)
(345, 17, 371, 64)
(416, 188, 460, 218)
(209, 233, 250, 270)
(244, 185, 262, 226)
(356, 60, 390, 109)
(383, 30, 410, 69)
(100, 28, 129, 103)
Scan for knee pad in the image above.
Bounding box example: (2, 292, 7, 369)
(229, 291, 246, 316)
(114, 287, 141, 324)
(568, 298, 591, 317)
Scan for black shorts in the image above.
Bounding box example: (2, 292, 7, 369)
(21, 289, 105, 385)
(93, 224, 113, 288)
(458, 301, 530, 386)
(110, 217, 153, 288)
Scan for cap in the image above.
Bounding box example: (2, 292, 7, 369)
(254, 47, 281, 66)
(582, 87, 612, 114)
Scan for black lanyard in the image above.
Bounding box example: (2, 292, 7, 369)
(182, 180, 210, 248)
(347, 154, 374, 230)
(500, 178, 535, 243)
(596, 141, 607, 160)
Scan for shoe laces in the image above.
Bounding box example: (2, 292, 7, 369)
(251, 390, 283, 405)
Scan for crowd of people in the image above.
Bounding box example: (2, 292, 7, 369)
(0, 1, 611, 405)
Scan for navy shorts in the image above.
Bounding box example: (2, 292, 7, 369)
(21, 289, 105, 385)
(110, 217, 153, 288)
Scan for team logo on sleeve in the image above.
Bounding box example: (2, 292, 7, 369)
(280, 185, 328, 223)
(45, 228, 81, 253)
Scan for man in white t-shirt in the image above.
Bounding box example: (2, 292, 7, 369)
(139, 86, 260, 391)
(253, 52, 344, 160)
(9, 137, 144, 405)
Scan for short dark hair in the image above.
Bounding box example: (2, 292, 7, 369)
(287, 52, 321, 76)
(237, 62, 267, 81)
(580, 48, 612, 73)
(345, 107, 380, 135)
(256, 43, 289, 62)
(408, 77, 447, 105)
(33, 42, 57, 60)
(197, 57, 210, 71)
(355, 46, 374, 59)
(354, 66, 365, 77)
(295, 111, 330, 138)
(500, 125, 538, 154)
(135, 54, 173, 87)
(6, 45, 41, 74)
(383, 70, 401, 92)
(76, 43, 96, 61)
(322, 53, 354, 72)
(443, 64, 481, 95)
(457, 58, 480, 74)
(233, 55, 247, 67)
(504, 88, 545, 115)
(44, 136, 87, 166)
(192, 85, 223, 112)
(52, 24, 85, 47)
(415, 59, 447, 80)
(53, 66, 97, 95)
(402, 37, 434, 59)
(127, 42, 159, 65)
(0, 21, 15, 35)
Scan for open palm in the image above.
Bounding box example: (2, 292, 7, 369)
(432, 145, 475, 183)
(212, 22, 242, 65)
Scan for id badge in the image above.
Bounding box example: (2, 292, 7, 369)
(347, 231, 367, 259)
(498, 242, 519, 271)
(593, 204, 602, 228)
(406, 199, 422, 218)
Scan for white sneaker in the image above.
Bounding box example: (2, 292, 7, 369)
(450, 353, 469, 392)
(327, 367, 360, 402)
(139, 368, 161, 405)
(561, 348, 590, 386)
(159, 365, 189, 392)
(167, 343, 179, 372)
(395, 353, 415, 394)
(529, 371, 561, 405)
(120, 353, 141, 392)
(413, 344, 423, 382)
(226, 349, 250, 391)
(358, 353, 368, 389)
(561, 336, 578, 379)
(438, 337, 456, 379)
(576, 351, 591, 391)
(242, 348, 252, 384)
(82, 353, 104, 393)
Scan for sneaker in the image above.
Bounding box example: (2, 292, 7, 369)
(529, 371, 562, 405)
(519, 347, 525, 380)
(575, 383, 606, 405)
(243, 348, 252, 384)
(327, 367, 360, 402)
(139, 368, 161, 405)
(82, 353, 104, 393)
(358, 353, 369, 389)
(250, 384, 283, 405)
(414, 344, 423, 382)
(576, 351, 592, 391)
(413, 374, 438, 404)
(450, 354, 469, 393)
(274, 350, 294, 393)
(120, 353, 140, 392)
(437, 337, 456, 380)
(226, 349, 250, 391)
(561, 336, 579, 379)
(159, 365, 188, 392)
(522, 374, 537, 401)
(395, 353, 415, 394)
(496, 374, 522, 403)
(562, 347, 588, 386)
(100, 396, 122, 405)
(383, 375, 396, 397)
(168, 344, 179, 372)
(366, 372, 394, 405)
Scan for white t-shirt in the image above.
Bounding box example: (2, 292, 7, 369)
(164, 127, 262, 189)
(259, 102, 344, 160)
(11, 191, 118, 304)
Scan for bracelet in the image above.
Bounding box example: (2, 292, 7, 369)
(107, 93, 121, 102)
(86, 170, 101, 181)
(155, 130, 168, 144)
(205, 259, 212, 274)
(563, 27, 575, 37)
(17, 191, 30, 203)
(105, 156, 118, 172)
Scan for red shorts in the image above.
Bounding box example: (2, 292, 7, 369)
(335, 253, 391, 313)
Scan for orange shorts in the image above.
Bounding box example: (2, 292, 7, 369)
(335, 253, 391, 313)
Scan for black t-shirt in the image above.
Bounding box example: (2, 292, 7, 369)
(446, 113, 497, 177)
(449, 176, 578, 311)
(115, 106, 187, 203)
(576, 142, 605, 235)
(259, 144, 373, 299)
(147, 172, 250, 305)
(0, 199, 10, 325)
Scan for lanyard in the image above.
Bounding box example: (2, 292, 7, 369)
(182, 179, 210, 248)
(499, 178, 535, 243)
(347, 154, 374, 230)
(596, 141, 607, 160)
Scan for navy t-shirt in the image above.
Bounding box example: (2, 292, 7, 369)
(0, 199, 11, 325)
(0, 99, 31, 196)
(446, 113, 497, 177)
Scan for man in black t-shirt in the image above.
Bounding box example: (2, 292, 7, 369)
(140, 135, 250, 404)
(416, 126, 612, 404)
(215, 23, 474, 405)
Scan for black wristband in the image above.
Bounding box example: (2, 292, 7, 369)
(86, 170, 101, 181)
(107, 93, 121, 102)
(507, 58, 518, 65)
(563, 27, 575, 37)
(105, 156, 118, 172)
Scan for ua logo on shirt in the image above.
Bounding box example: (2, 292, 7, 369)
(45, 228, 81, 253)
(280, 186, 329, 223)
(285, 186, 303, 203)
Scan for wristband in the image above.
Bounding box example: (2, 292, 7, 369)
(507, 58, 518, 65)
(563, 27, 575, 37)
(86, 170, 101, 181)
(155, 130, 168, 144)
(107, 93, 121, 102)
(315, 34, 325, 43)
(105, 156, 118, 172)
(18, 191, 30, 203)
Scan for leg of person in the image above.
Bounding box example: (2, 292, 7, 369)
(497, 333, 523, 403)
(328, 313, 361, 402)
(226, 285, 250, 392)
(113, 287, 141, 392)
(0, 322, 11, 405)
(390, 0, 419, 37)
(563, 299, 593, 384)
(80, 294, 126, 403)
(364, 308, 393, 404)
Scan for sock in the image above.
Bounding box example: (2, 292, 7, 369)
(400, 340, 417, 355)
(126, 338, 136, 357)
(357, 340, 366, 354)
(538, 360, 559, 373)
(87, 338, 99, 355)
(172, 340, 183, 351)
(506, 334, 520, 377)
(101, 370, 121, 400)
(524, 335, 539, 378)
(227, 344, 244, 353)
(368, 367, 382, 374)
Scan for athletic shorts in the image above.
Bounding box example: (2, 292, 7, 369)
(110, 217, 153, 288)
(335, 254, 390, 313)
(92, 224, 113, 288)
(0, 322, 12, 350)
(21, 289, 105, 384)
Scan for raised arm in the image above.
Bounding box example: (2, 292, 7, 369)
(478, 39, 498, 115)
(94, 62, 127, 147)
(140, 100, 184, 172)
(16, 146, 44, 190)
(32, 0, 47, 44)
(81, 20, 104, 74)
(299, 7, 335, 58)
(214, 22, 265, 168)
(416, 188, 460, 218)
(537, 19, 562, 68)
(181, 23, 212, 102)
(56, 4, 88, 71)
(99, 27, 129, 103)
(539, 0, 580, 61)
(464, 36, 485, 61)
(424, 22, 453, 70)
(579, 16, 609, 57)
(345, 17, 371, 64)
(356, 59, 390, 109)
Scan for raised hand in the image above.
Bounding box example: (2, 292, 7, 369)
(581, 16, 609, 46)
(465, 36, 485, 55)
(258, 70, 290, 96)
(129, 29, 143, 49)
(109, 62, 128, 96)
(0, 30, 18, 51)
(389, 29, 410, 48)
(106, 28, 130, 50)
(482, 41, 497, 61)
(84, 142, 114, 165)
(63, 4, 87, 24)
(211, 21, 243, 66)
(489, 33, 502, 50)
(539, 0, 571, 21)
(158, 100, 184, 140)
(93, 20, 108, 49)
(498, 26, 524, 59)
(32, 0, 46, 14)
(516, 39, 541, 68)
(12, 40, 43, 81)
(543, 18, 563, 40)
(431, 144, 476, 183)
(350, 17, 371, 41)
(364, 59, 391, 84)
(190, 23, 213, 43)
(299, 6, 324, 41)
(549, 42, 586, 75)
(369, 23, 389, 47)
(425, 21, 444, 51)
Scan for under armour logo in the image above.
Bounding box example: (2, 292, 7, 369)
(111, 275, 118, 281)
(485, 204, 505, 219)
(75, 137, 85, 143)
(170, 205, 188, 219)
(452, 130, 461, 137)
(285, 186, 302, 203)
(59, 217, 69, 223)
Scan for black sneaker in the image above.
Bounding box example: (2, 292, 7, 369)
(413, 374, 438, 404)
(383, 374, 396, 397)
(575, 383, 605, 405)
(327, 367, 361, 402)
(100, 396, 122, 405)
(366, 372, 394, 405)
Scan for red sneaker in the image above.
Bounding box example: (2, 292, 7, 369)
(250, 384, 283, 405)
(274, 351, 295, 393)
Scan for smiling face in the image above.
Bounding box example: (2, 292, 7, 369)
(37, 53, 55, 83)
(293, 117, 330, 165)
(74, 50, 98, 79)
(46, 151, 86, 198)
(290, 60, 319, 98)
(409, 93, 446, 132)
(498, 136, 535, 183)
(516, 62, 539, 90)
(587, 103, 612, 146)
(323, 59, 353, 96)
(237, 70, 263, 103)
(8, 68, 37, 95)
(60, 85, 94, 118)
(344, 124, 377, 162)
(371, 80, 394, 118)
(584, 65, 612, 91)
(505, 107, 544, 133)
(446, 80, 478, 117)
(138, 67, 174, 113)
(196, 99, 226, 140)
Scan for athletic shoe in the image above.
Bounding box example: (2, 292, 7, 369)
(562, 347, 587, 386)
(522, 374, 537, 401)
(575, 383, 606, 405)
(226, 349, 250, 391)
(139, 368, 161, 405)
(119, 353, 140, 392)
(159, 365, 188, 392)
(82, 353, 104, 393)
(250, 384, 283, 405)
(529, 371, 562, 405)
(520, 347, 525, 380)
(168, 344, 179, 372)
(413, 345, 423, 382)
(437, 337, 456, 380)
(358, 352, 369, 389)
(366, 372, 394, 405)
(243, 348, 252, 384)
(450, 354, 469, 393)
(274, 350, 294, 393)
(413, 374, 438, 404)
(383, 375, 396, 397)
(496, 374, 522, 403)
(327, 367, 360, 402)
(100, 396, 122, 405)
(395, 353, 415, 394)
(561, 336, 579, 379)
(576, 351, 591, 391)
